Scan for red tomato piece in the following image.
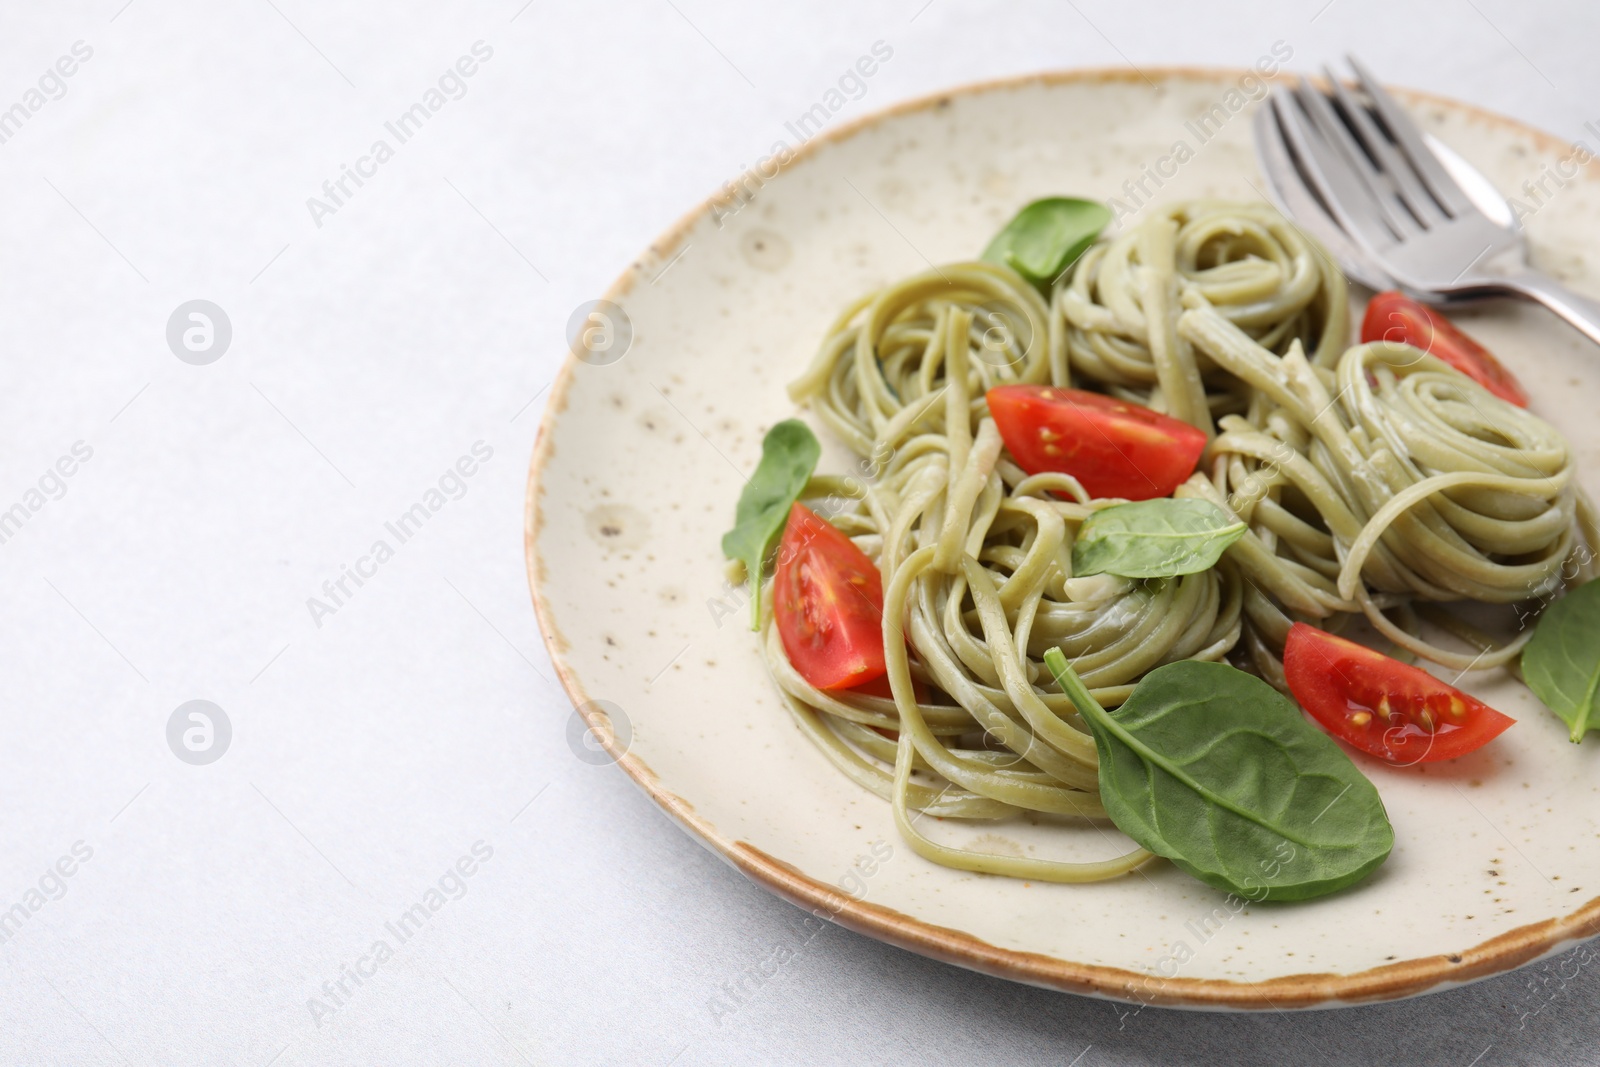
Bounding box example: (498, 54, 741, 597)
(985, 385, 1207, 501)
(773, 503, 886, 690)
(1283, 622, 1515, 765)
(1360, 291, 1529, 407)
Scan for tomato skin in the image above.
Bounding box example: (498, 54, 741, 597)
(1283, 623, 1515, 764)
(1360, 291, 1529, 407)
(985, 385, 1208, 501)
(773, 504, 887, 691)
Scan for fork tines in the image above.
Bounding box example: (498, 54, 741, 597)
(1267, 57, 1474, 245)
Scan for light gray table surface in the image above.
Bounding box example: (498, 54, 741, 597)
(3, 1, 1597, 1063)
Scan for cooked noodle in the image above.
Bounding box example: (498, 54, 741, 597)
(768, 200, 1593, 882)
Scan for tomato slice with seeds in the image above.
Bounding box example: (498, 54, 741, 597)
(1360, 291, 1529, 407)
(986, 385, 1208, 501)
(773, 503, 886, 690)
(1283, 622, 1515, 764)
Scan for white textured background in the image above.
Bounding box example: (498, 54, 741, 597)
(1, 1, 1596, 1064)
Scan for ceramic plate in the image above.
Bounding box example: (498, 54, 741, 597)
(526, 68, 1600, 1009)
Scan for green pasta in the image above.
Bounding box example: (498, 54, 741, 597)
(763, 199, 1595, 885)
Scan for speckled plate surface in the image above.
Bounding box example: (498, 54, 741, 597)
(526, 68, 1600, 1009)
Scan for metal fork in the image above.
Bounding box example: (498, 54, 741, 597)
(1254, 56, 1600, 348)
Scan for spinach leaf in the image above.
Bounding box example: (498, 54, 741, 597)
(721, 419, 821, 629)
(1522, 579, 1600, 743)
(1043, 649, 1394, 901)
(981, 197, 1111, 289)
(1072, 499, 1247, 579)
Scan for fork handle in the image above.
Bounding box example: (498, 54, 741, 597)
(1492, 270, 1600, 349)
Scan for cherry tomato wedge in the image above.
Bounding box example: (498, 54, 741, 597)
(773, 503, 886, 690)
(1360, 291, 1528, 407)
(1283, 622, 1515, 764)
(985, 385, 1207, 501)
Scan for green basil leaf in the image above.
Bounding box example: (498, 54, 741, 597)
(981, 197, 1111, 289)
(1072, 499, 1246, 579)
(1522, 579, 1600, 743)
(1044, 650, 1394, 901)
(721, 419, 821, 630)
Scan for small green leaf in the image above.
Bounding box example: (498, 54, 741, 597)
(1072, 499, 1246, 579)
(721, 420, 821, 629)
(1522, 579, 1600, 743)
(1044, 649, 1393, 901)
(981, 197, 1111, 289)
